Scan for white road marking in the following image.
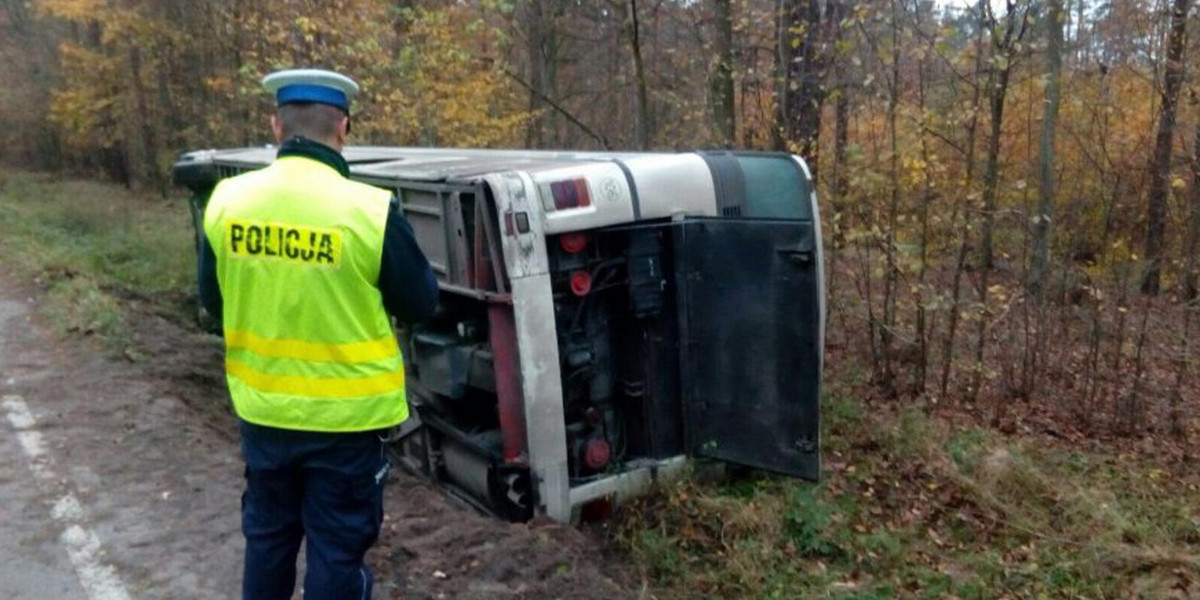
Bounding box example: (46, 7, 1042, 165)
(2, 394, 134, 600)
(53, 494, 86, 521)
(61, 525, 133, 600)
(4, 395, 37, 429)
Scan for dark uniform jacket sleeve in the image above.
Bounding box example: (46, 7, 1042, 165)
(198, 233, 222, 321)
(378, 197, 439, 324)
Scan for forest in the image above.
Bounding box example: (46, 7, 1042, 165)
(4, 0, 1198, 441)
(5, 0, 1200, 596)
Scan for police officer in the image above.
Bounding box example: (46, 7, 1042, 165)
(198, 68, 438, 600)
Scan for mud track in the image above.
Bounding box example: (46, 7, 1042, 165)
(0, 271, 639, 599)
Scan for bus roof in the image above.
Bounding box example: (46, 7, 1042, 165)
(200, 145, 669, 183)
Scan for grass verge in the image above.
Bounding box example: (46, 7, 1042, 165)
(615, 386, 1200, 599)
(0, 169, 195, 349)
(7, 168, 1199, 599)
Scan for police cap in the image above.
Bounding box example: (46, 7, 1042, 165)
(262, 69, 360, 113)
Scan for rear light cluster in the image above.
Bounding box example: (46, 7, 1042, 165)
(557, 233, 593, 297)
(570, 271, 592, 296)
(559, 232, 588, 254)
(542, 178, 592, 211)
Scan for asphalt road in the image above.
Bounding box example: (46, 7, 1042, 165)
(0, 285, 243, 599)
(0, 411, 89, 600)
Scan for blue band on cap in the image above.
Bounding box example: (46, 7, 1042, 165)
(276, 84, 349, 110)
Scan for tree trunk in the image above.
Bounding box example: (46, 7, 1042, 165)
(708, 0, 735, 147)
(1142, 0, 1191, 295)
(979, 64, 1010, 272)
(940, 0, 987, 399)
(128, 45, 159, 189)
(825, 8, 851, 350)
(972, 1, 1028, 402)
(1184, 122, 1200, 300)
(1075, 0, 1087, 65)
(772, 0, 787, 150)
(777, 0, 830, 179)
(232, 0, 251, 144)
(1029, 0, 1064, 295)
(829, 0, 849, 210)
(914, 24, 937, 394)
(628, 0, 652, 150)
(880, 0, 902, 396)
(524, 0, 560, 149)
(833, 91, 849, 212)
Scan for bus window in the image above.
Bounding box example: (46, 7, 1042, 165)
(736, 155, 813, 221)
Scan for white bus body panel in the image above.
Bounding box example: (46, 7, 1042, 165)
(531, 163, 636, 235)
(485, 171, 571, 520)
(620, 154, 718, 220)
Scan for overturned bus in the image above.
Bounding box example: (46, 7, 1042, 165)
(174, 146, 824, 523)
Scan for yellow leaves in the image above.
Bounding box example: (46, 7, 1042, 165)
(352, 5, 528, 148)
(48, 42, 122, 150)
(294, 16, 316, 34)
(204, 77, 234, 96)
(38, 0, 104, 21)
(987, 284, 1008, 302)
(903, 157, 927, 172)
(43, 0, 187, 156)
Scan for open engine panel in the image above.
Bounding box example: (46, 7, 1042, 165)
(394, 208, 703, 520)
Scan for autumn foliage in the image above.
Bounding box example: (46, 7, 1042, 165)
(3, 0, 1200, 441)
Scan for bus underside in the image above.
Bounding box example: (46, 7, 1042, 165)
(380, 180, 820, 521)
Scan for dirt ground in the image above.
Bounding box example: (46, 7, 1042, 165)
(0, 270, 640, 599)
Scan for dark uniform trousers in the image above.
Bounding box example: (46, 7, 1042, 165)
(239, 420, 389, 600)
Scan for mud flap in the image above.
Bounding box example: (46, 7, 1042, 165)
(673, 218, 821, 480)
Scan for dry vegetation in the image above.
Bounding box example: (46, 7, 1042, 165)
(615, 349, 1200, 599)
(0, 171, 194, 347)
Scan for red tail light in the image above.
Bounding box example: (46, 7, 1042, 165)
(570, 270, 592, 296)
(584, 438, 612, 471)
(560, 232, 588, 254)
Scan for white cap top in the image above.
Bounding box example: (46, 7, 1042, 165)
(262, 69, 360, 110)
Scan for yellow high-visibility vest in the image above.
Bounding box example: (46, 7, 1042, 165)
(203, 155, 408, 432)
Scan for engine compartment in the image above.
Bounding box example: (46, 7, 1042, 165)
(398, 209, 694, 520)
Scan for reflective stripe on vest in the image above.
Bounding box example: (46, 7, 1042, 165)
(203, 156, 408, 432)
